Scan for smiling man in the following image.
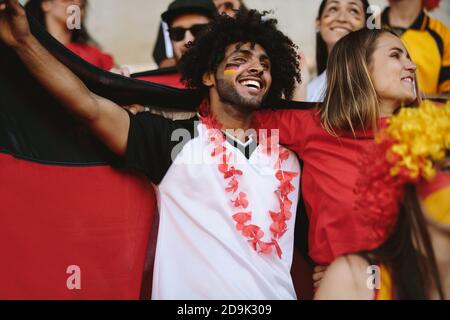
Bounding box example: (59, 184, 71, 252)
(0, 1, 302, 299)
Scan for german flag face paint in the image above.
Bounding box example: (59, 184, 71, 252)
(224, 63, 240, 76)
(418, 171, 450, 229)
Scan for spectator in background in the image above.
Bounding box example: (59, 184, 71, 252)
(137, 0, 217, 88)
(25, 0, 115, 70)
(152, 0, 247, 69)
(164, 0, 215, 64)
(307, 0, 370, 102)
(152, 0, 217, 70)
(382, 0, 450, 96)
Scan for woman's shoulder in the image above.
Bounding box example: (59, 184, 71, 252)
(307, 71, 327, 102)
(308, 71, 327, 88)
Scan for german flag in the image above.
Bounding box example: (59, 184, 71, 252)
(0, 15, 201, 300)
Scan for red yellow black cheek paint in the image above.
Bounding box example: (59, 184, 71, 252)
(224, 63, 240, 76)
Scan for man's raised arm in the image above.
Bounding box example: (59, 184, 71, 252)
(0, 0, 129, 156)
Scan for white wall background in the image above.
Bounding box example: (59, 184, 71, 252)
(22, 0, 450, 70)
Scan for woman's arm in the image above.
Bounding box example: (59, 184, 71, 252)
(314, 255, 374, 300)
(254, 108, 313, 156)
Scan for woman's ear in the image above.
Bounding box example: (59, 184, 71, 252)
(41, 0, 52, 13)
(315, 18, 321, 33)
(202, 71, 215, 87)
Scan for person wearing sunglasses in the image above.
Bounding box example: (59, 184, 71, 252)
(135, 0, 217, 89)
(152, 0, 246, 69)
(162, 0, 216, 64)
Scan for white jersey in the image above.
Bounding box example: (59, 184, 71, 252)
(124, 114, 301, 300)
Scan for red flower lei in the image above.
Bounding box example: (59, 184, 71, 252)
(199, 103, 298, 259)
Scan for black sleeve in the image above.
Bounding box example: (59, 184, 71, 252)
(122, 111, 195, 184)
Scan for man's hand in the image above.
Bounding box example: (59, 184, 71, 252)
(123, 104, 147, 115)
(313, 265, 328, 289)
(0, 0, 32, 48)
(110, 66, 132, 77)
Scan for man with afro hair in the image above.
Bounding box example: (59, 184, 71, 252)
(178, 9, 301, 105)
(0, 0, 303, 299)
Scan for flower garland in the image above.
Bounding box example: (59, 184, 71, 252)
(199, 102, 298, 259)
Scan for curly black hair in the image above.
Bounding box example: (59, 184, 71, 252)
(178, 10, 301, 104)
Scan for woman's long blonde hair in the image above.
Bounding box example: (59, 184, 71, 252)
(321, 28, 421, 136)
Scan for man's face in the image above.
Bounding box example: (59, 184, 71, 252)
(213, 42, 272, 111)
(169, 13, 211, 62)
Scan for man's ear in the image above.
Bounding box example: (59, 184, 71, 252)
(202, 71, 215, 87)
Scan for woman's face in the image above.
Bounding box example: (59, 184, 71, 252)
(369, 33, 417, 112)
(42, 0, 86, 25)
(419, 157, 450, 233)
(317, 0, 366, 52)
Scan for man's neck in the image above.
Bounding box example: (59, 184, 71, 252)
(388, 0, 422, 29)
(209, 99, 254, 143)
(46, 17, 72, 46)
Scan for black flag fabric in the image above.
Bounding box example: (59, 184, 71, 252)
(0, 15, 188, 299)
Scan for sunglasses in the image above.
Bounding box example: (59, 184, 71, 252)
(168, 24, 209, 42)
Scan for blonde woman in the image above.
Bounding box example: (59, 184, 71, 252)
(255, 28, 420, 274)
(315, 102, 450, 299)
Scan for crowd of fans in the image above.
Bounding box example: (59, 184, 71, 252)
(0, 0, 448, 300)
